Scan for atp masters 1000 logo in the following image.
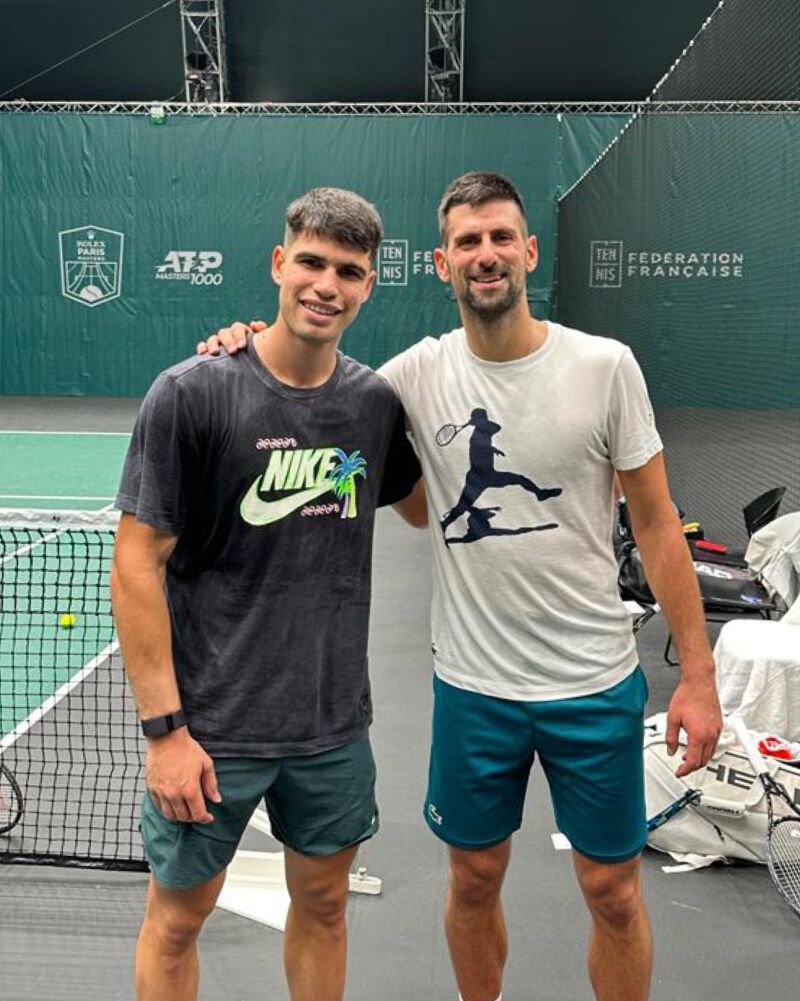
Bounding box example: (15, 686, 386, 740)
(155, 251, 224, 285)
(59, 225, 125, 307)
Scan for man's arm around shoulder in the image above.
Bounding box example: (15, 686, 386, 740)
(111, 513, 220, 823)
(619, 453, 722, 777)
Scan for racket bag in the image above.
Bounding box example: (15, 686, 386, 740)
(618, 542, 774, 613)
(643, 713, 800, 865)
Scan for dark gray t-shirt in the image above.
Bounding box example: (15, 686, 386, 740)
(117, 341, 420, 757)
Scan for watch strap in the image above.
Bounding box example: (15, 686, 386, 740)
(140, 708, 187, 738)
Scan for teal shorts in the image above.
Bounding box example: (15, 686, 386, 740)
(425, 668, 648, 863)
(141, 733, 378, 889)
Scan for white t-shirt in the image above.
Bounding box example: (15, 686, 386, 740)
(379, 322, 663, 701)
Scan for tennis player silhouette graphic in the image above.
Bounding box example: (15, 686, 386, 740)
(439, 408, 562, 546)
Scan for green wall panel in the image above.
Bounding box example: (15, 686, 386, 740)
(556, 112, 800, 542)
(0, 112, 625, 396)
(557, 114, 800, 410)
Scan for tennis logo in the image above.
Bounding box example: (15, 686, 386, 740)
(589, 240, 745, 287)
(590, 241, 623, 289)
(375, 239, 439, 285)
(377, 240, 408, 286)
(155, 251, 224, 286)
(58, 225, 125, 307)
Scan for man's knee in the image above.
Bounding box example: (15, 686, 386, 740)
(290, 877, 349, 928)
(448, 843, 510, 908)
(576, 857, 643, 928)
(144, 877, 220, 955)
(285, 849, 354, 929)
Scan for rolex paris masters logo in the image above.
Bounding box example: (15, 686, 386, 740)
(59, 225, 125, 307)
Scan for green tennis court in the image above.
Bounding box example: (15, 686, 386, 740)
(0, 430, 130, 511)
(0, 431, 127, 735)
(0, 426, 140, 867)
(0, 521, 117, 735)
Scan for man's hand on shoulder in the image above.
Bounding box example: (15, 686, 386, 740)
(145, 726, 222, 823)
(665, 671, 722, 778)
(196, 319, 266, 356)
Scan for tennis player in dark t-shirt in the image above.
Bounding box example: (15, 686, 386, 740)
(112, 188, 424, 1001)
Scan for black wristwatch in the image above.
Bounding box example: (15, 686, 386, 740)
(140, 708, 187, 738)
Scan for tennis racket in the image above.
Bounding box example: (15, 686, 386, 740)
(0, 760, 23, 835)
(435, 422, 468, 446)
(730, 715, 800, 918)
(647, 788, 702, 832)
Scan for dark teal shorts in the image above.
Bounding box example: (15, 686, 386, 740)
(425, 669, 648, 863)
(141, 733, 378, 889)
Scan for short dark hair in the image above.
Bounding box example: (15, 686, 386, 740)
(438, 171, 527, 242)
(285, 187, 383, 263)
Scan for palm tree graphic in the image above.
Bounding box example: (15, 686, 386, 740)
(331, 449, 367, 519)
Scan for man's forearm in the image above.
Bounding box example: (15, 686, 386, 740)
(620, 455, 721, 772)
(110, 540, 181, 719)
(111, 533, 220, 822)
(635, 520, 714, 677)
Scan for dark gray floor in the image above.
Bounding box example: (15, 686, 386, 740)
(0, 396, 143, 432)
(1, 397, 798, 1000)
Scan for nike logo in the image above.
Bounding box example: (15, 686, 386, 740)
(240, 476, 333, 526)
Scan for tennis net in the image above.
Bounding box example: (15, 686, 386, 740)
(0, 508, 146, 870)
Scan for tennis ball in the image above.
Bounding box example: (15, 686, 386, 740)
(58, 613, 77, 630)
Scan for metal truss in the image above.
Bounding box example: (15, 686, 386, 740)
(1, 100, 799, 117)
(425, 1, 466, 103)
(179, 1, 228, 103)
